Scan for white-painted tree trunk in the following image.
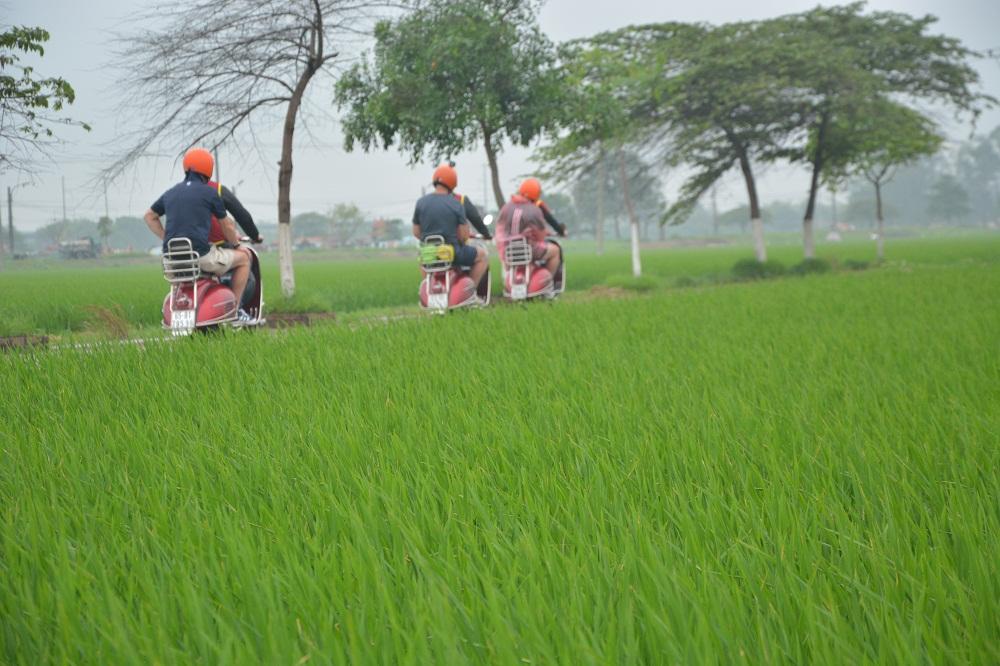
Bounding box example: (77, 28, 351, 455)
(278, 223, 295, 297)
(876, 217, 885, 262)
(751, 217, 767, 262)
(630, 219, 642, 278)
(803, 218, 816, 259)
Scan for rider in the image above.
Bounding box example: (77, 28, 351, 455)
(143, 148, 252, 315)
(412, 163, 489, 291)
(496, 177, 566, 275)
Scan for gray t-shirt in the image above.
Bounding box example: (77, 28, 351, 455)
(413, 192, 467, 245)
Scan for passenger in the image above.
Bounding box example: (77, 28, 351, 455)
(412, 163, 489, 291)
(206, 182, 263, 247)
(495, 177, 566, 275)
(143, 148, 252, 318)
(452, 187, 492, 241)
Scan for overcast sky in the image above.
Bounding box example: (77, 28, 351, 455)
(3, 0, 999, 230)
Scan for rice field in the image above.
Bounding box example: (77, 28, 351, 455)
(1, 234, 997, 336)
(1, 240, 998, 663)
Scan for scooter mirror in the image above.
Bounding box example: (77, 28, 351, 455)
(483, 214, 494, 227)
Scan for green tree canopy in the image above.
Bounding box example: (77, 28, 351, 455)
(335, 0, 563, 207)
(774, 2, 992, 256)
(0, 26, 89, 174)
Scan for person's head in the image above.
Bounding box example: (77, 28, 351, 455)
(183, 147, 214, 181)
(432, 163, 458, 193)
(519, 177, 542, 203)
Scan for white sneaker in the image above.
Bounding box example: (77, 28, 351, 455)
(235, 308, 254, 326)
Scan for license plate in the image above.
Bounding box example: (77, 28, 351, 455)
(171, 310, 196, 334)
(512, 284, 527, 299)
(427, 293, 448, 310)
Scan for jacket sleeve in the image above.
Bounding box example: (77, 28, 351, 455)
(539, 202, 566, 235)
(463, 196, 492, 239)
(220, 186, 261, 240)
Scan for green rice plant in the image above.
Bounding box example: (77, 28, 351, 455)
(1, 259, 997, 664)
(604, 273, 661, 292)
(731, 257, 787, 280)
(1, 235, 997, 335)
(790, 257, 832, 275)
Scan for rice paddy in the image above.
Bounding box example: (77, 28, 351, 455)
(1, 236, 998, 663)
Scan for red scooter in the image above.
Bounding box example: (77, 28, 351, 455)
(497, 207, 566, 302)
(418, 234, 491, 313)
(161, 237, 265, 335)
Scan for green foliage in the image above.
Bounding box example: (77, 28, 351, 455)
(0, 26, 89, 172)
(927, 174, 973, 223)
(1, 259, 998, 663)
(956, 126, 1000, 224)
(790, 257, 833, 275)
(843, 259, 870, 271)
(335, 0, 562, 203)
(570, 150, 665, 237)
(732, 258, 787, 280)
(823, 97, 943, 189)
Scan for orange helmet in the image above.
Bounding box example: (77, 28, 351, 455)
(519, 177, 542, 202)
(432, 163, 458, 192)
(182, 147, 214, 178)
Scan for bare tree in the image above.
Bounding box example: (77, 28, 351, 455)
(108, 0, 404, 296)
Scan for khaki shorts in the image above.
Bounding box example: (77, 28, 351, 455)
(198, 245, 238, 275)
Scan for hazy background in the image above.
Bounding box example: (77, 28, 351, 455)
(3, 0, 999, 231)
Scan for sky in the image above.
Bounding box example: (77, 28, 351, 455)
(3, 0, 999, 231)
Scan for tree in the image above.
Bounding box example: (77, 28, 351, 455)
(927, 174, 971, 224)
(537, 29, 682, 276)
(776, 3, 991, 258)
(956, 126, 1000, 226)
(652, 19, 809, 263)
(570, 150, 664, 242)
(823, 97, 942, 261)
(0, 26, 89, 174)
(336, 0, 562, 208)
(96, 216, 113, 255)
(108, 0, 400, 297)
(329, 203, 368, 246)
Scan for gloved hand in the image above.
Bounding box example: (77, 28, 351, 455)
(253, 236, 264, 244)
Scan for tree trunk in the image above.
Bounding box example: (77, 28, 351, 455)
(711, 186, 719, 236)
(596, 153, 605, 256)
(802, 113, 829, 260)
(277, 65, 318, 298)
(736, 147, 767, 262)
(617, 149, 641, 278)
(481, 127, 504, 209)
(875, 180, 885, 262)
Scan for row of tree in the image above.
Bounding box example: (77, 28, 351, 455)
(336, 1, 994, 275)
(14, 204, 406, 255)
(3, 2, 995, 292)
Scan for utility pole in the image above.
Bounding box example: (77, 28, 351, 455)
(61, 176, 67, 222)
(214, 148, 220, 183)
(104, 183, 110, 219)
(7, 187, 14, 254)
